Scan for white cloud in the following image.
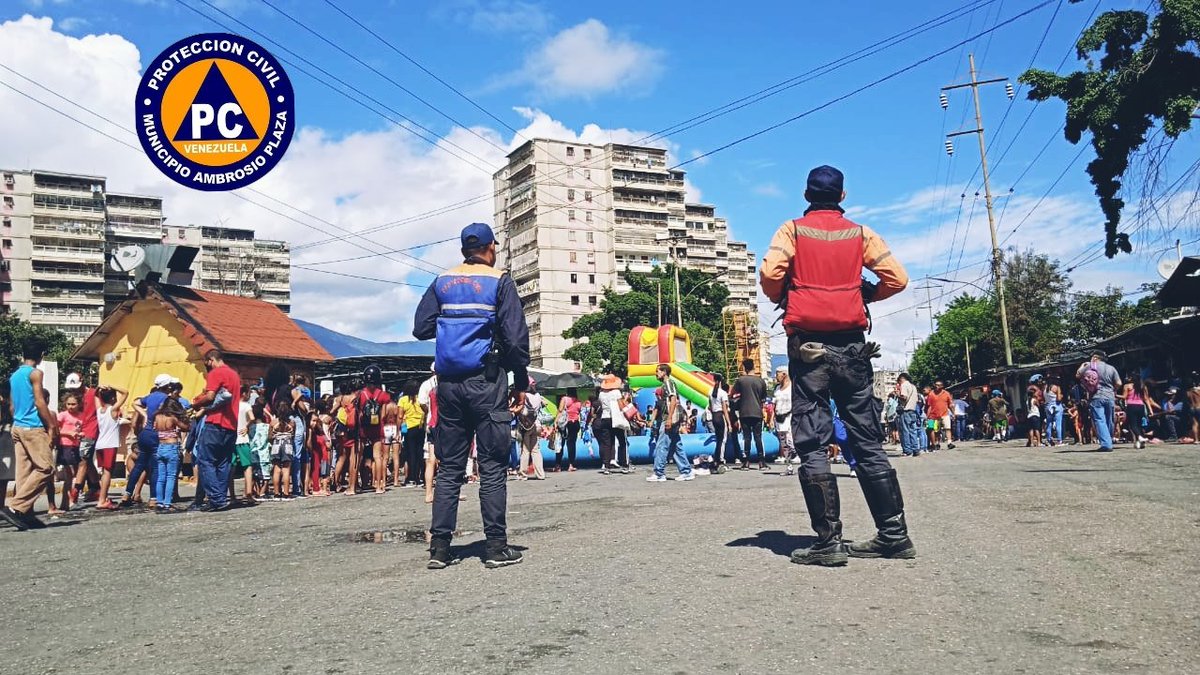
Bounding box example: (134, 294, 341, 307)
(0, 17, 680, 341)
(504, 19, 664, 98)
(444, 0, 551, 34)
(753, 182, 784, 198)
(55, 16, 87, 32)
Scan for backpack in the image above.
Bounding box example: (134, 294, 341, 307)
(359, 390, 383, 427)
(1081, 365, 1101, 395)
(517, 394, 539, 430)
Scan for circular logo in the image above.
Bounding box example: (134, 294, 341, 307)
(136, 33, 294, 191)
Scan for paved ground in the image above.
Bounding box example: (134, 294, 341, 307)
(2, 440, 1198, 674)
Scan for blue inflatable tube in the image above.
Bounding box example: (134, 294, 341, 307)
(536, 430, 780, 466)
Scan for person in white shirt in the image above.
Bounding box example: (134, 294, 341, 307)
(774, 366, 794, 463)
(896, 373, 922, 457)
(709, 373, 731, 467)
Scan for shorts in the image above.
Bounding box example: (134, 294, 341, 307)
(270, 437, 293, 465)
(233, 443, 255, 472)
(95, 447, 117, 471)
(383, 425, 398, 445)
(940, 415, 952, 431)
(925, 419, 939, 431)
(57, 444, 81, 467)
(79, 437, 97, 459)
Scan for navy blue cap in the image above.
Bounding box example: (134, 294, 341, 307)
(460, 222, 496, 248)
(805, 165, 844, 199)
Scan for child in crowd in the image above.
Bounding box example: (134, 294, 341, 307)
(269, 401, 295, 501)
(95, 385, 128, 510)
(381, 402, 402, 489)
(310, 412, 330, 497)
(153, 398, 189, 512)
(1026, 386, 1043, 448)
(52, 392, 84, 514)
(249, 403, 272, 499)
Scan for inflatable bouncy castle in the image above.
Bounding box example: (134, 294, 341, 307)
(626, 325, 715, 407)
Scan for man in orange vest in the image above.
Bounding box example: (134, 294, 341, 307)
(760, 165, 915, 566)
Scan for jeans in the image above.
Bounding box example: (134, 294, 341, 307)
(1045, 405, 1063, 444)
(954, 416, 967, 442)
(154, 443, 181, 508)
(899, 410, 923, 456)
(126, 428, 159, 500)
(652, 425, 690, 477)
(196, 424, 236, 508)
(1090, 397, 1115, 450)
(291, 417, 306, 495)
(741, 417, 765, 462)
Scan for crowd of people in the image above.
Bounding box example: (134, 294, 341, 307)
(884, 350, 1200, 457)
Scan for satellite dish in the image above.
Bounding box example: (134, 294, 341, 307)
(110, 246, 146, 273)
(1157, 258, 1180, 280)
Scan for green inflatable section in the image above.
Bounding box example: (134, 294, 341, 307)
(628, 374, 709, 408)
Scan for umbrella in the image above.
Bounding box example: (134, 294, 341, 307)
(539, 372, 594, 391)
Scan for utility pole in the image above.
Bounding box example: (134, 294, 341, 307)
(657, 280, 662, 327)
(674, 259, 682, 327)
(913, 280, 939, 333)
(965, 337, 972, 379)
(942, 53, 1015, 366)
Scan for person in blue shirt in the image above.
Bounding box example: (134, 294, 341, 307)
(121, 374, 172, 507)
(1160, 387, 1185, 441)
(413, 223, 530, 570)
(0, 338, 58, 530)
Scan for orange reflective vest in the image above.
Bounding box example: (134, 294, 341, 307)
(782, 210, 868, 334)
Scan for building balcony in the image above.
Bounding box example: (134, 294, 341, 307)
(31, 266, 104, 282)
(30, 290, 105, 305)
(30, 306, 103, 322)
(32, 244, 105, 262)
(32, 222, 104, 240)
(257, 280, 290, 292)
(517, 277, 540, 297)
(611, 152, 667, 170)
(32, 201, 105, 216)
(106, 222, 163, 239)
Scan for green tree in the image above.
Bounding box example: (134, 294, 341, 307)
(1001, 248, 1071, 363)
(1020, 0, 1200, 258)
(0, 314, 77, 375)
(562, 264, 730, 376)
(909, 294, 999, 385)
(1064, 282, 1172, 347)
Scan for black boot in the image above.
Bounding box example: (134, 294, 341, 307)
(484, 539, 523, 568)
(848, 468, 916, 559)
(791, 473, 848, 567)
(427, 536, 453, 570)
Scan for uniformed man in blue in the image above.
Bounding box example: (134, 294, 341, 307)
(413, 222, 531, 569)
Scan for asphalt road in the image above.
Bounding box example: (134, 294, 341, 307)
(2, 440, 1198, 674)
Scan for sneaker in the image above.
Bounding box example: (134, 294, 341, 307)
(9, 508, 46, 530)
(484, 544, 523, 569)
(427, 540, 453, 570)
(0, 506, 28, 531)
(599, 469, 610, 475)
(694, 467, 711, 476)
(674, 473, 695, 481)
(645, 475, 667, 482)
(849, 469, 857, 477)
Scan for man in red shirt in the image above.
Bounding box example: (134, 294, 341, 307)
(924, 381, 954, 451)
(192, 349, 241, 511)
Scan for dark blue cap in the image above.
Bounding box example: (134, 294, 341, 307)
(460, 222, 496, 248)
(805, 165, 844, 200)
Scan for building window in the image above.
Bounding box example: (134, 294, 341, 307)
(589, 295, 597, 306)
(567, 167, 574, 178)
(2, 173, 13, 186)
(567, 189, 575, 201)
(566, 146, 575, 157)
(584, 169, 591, 179)
(568, 209, 575, 221)
(570, 252, 577, 263)
(2, 197, 12, 209)
(1, 239, 11, 250)
(177, 228, 186, 238)
(584, 191, 592, 202)
(570, 273, 578, 283)
(584, 148, 592, 159)
(568, 230, 576, 241)
(570, 295, 580, 306)
(1, 218, 9, 228)
(588, 274, 595, 284)
(586, 232, 594, 243)
(587, 252, 595, 263)
(585, 212, 592, 223)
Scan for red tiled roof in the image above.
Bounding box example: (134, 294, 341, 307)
(154, 285, 333, 362)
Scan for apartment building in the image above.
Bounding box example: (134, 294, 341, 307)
(2, 168, 292, 342)
(492, 139, 759, 372)
(1, 169, 108, 343)
(164, 225, 291, 312)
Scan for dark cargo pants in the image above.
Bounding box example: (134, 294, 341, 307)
(430, 372, 512, 542)
(788, 337, 893, 480)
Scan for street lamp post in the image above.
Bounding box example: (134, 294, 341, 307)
(656, 232, 688, 326)
(678, 270, 730, 324)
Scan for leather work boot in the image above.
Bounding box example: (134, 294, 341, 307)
(427, 536, 453, 570)
(791, 473, 849, 567)
(484, 539, 524, 569)
(848, 468, 917, 559)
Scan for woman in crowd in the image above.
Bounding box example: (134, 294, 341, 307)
(153, 397, 189, 512)
(596, 375, 623, 474)
(1120, 372, 1156, 449)
(51, 392, 83, 514)
(512, 378, 545, 480)
(708, 373, 730, 466)
(269, 400, 295, 500)
(557, 387, 581, 472)
(1043, 375, 1064, 447)
(381, 402, 402, 489)
(398, 379, 426, 490)
(1025, 385, 1042, 448)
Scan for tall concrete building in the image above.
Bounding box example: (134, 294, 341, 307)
(1, 169, 108, 343)
(2, 168, 292, 342)
(492, 139, 759, 372)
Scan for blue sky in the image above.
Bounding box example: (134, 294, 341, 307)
(3, 0, 1196, 365)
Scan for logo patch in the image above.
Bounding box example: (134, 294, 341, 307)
(136, 33, 294, 191)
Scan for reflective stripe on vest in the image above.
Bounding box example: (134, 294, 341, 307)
(782, 212, 869, 333)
